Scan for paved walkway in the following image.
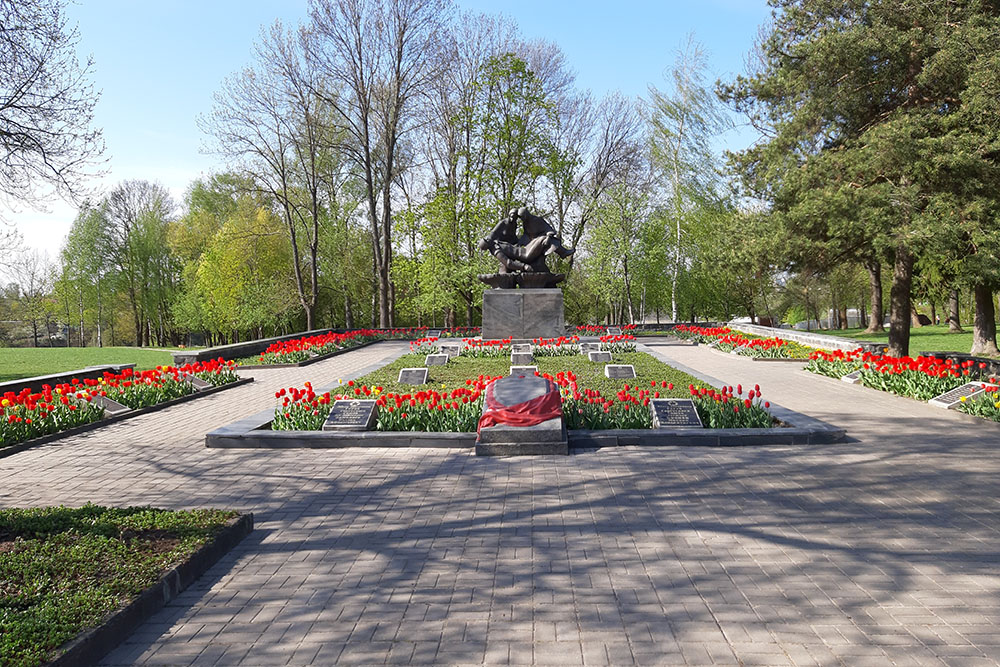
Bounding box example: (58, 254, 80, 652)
(1, 339, 999, 666)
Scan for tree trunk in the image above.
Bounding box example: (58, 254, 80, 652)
(971, 283, 1000, 356)
(864, 260, 884, 333)
(948, 289, 963, 332)
(910, 306, 923, 328)
(887, 245, 914, 358)
(929, 302, 937, 326)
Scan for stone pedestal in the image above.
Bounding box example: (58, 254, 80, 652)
(482, 288, 564, 340)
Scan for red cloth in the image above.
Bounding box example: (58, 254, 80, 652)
(477, 377, 563, 434)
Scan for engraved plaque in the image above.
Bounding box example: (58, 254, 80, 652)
(650, 398, 703, 429)
(426, 329, 442, 338)
(425, 354, 449, 366)
(511, 344, 533, 354)
(588, 351, 612, 363)
(93, 394, 131, 416)
(580, 342, 601, 355)
(928, 382, 997, 409)
(510, 352, 533, 365)
(440, 344, 462, 358)
(186, 375, 213, 390)
(398, 368, 429, 385)
(509, 365, 538, 376)
(841, 370, 862, 384)
(322, 399, 377, 431)
(607, 327, 622, 335)
(604, 364, 636, 379)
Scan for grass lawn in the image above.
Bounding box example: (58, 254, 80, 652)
(0, 505, 239, 667)
(804, 323, 992, 356)
(0, 347, 176, 383)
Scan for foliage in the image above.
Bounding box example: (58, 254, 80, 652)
(0, 505, 237, 667)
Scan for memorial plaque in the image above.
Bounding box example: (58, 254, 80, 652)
(322, 399, 377, 431)
(510, 352, 533, 365)
(841, 370, 863, 384)
(650, 398, 703, 429)
(588, 351, 612, 363)
(93, 394, 131, 416)
(604, 364, 636, 379)
(185, 375, 213, 390)
(511, 343, 533, 354)
(426, 329, 442, 338)
(440, 344, 462, 358)
(580, 342, 601, 355)
(509, 365, 538, 376)
(425, 354, 449, 366)
(398, 368, 429, 385)
(607, 327, 622, 335)
(928, 382, 997, 409)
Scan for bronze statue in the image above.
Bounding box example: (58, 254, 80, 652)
(478, 207, 574, 289)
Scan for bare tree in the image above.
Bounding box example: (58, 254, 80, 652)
(306, 0, 451, 327)
(0, 0, 104, 209)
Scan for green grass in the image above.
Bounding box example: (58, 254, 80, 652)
(804, 324, 989, 356)
(0, 505, 239, 667)
(344, 351, 706, 400)
(0, 347, 175, 383)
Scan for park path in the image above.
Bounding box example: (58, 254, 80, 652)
(0, 339, 998, 666)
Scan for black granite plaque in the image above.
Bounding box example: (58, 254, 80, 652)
(425, 354, 449, 366)
(580, 343, 601, 355)
(650, 398, 703, 429)
(841, 370, 862, 384)
(426, 329, 442, 338)
(928, 382, 991, 408)
(588, 351, 612, 363)
(491, 374, 550, 406)
(322, 399, 377, 431)
(509, 365, 538, 376)
(510, 352, 533, 365)
(607, 327, 622, 335)
(398, 368, 429, 385)
(93, 394, 131, 416)
(604, 364, 636, 379)
(512, 343, 533, 354)
(186, 375, 213, 390)
(440, 344, 462, 358)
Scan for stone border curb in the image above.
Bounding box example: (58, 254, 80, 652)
(48, 513, 253, 667)
(235, 339, 380, 369)
(0, 378, 254, 460)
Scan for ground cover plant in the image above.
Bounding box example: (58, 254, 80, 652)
(806, 348, 997, 401)
(272, 349, 774, 432)
(0, 505, 239, 667)
(0, 348, 176, 384)
(0, 360, 239, 449)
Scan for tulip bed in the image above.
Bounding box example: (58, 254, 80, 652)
(806, 348, 997, 401)
(0, 505, 239, 667)
(0, 360, 240, 450)
(669, 324, 815, 359)
(271, 351, 774, 433)
(239, 327, 480, 365)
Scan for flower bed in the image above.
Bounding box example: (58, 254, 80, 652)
(460, 337, 513, 358)
(670, 324, 814, 359)
(0, 505, 241, 667)
(806, 348, 996, 401)
(532, 335, 580, 356)
(270, 352, 775, 433)
(0, 360, 240, 450)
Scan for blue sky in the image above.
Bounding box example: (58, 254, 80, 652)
(5, 0, 772, 258)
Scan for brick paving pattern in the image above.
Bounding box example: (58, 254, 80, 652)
(1, 339, 999, 665)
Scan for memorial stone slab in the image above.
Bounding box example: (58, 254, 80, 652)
(322, 399, 377, 431)
(510, 352, 533, 365)
(93, 394, 131, 416)
(425, 354, 449, 366)
(509, 365, 538, 376)
(607, 327, 622, 335)
(588, 351, 612, 363)
(185, 375, 213, 391)
(477, 374, 567, 456)
(511, 343, 533, 354)
(604, 364, 636, 379)
(398, 368, 429, 385)
(580, 342, 601, 355)
(440, 344, 462, 358)
(928, 382, 997, 409)
(650, 398, 703, 429)
(841, 370, 863, 384)
(426, 329, 442, 338)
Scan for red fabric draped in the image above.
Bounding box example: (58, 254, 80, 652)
(477, 377, 562, 434)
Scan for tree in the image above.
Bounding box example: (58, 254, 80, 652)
(648, 38, 731, 322)
(0, 0, 104, 209)
(723, 1, 1000, 357)
(9, 249, 54, 347)
(307, 0, 451, 327)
